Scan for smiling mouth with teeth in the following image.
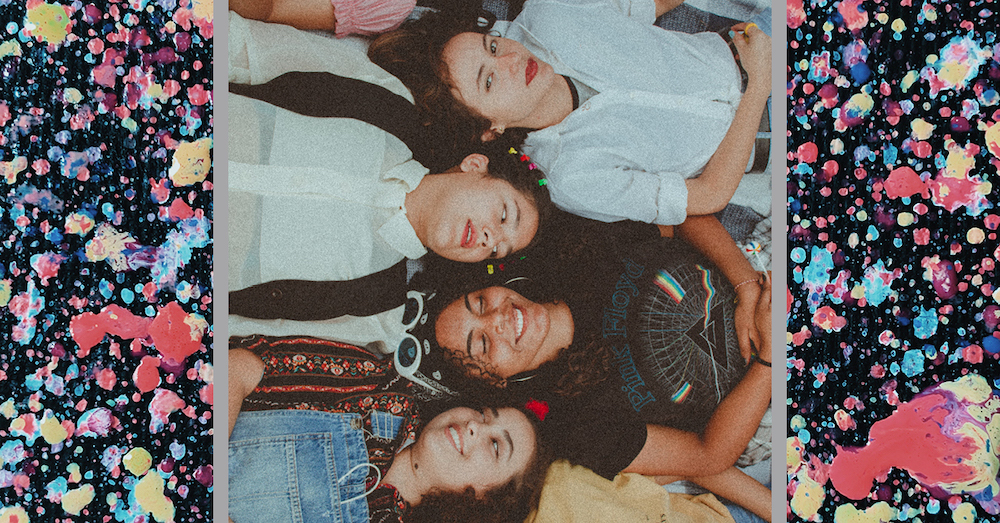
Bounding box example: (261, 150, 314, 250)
(514, 306, 524, 342)
(449, 426, 462, 454)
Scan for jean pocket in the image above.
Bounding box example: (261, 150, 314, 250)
(229, 432, 345, 523)
(369, 410, 403, 441)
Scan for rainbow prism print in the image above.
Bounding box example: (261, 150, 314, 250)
(654, 269, 685, 304)
(696, 265, 716, 328)
(671, 382, 692, 403)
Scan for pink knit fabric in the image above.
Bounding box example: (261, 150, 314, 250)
(332, 0, 416, 37)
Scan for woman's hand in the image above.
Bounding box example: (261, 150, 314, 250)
(734, 278, 761, 363)
(753, 272, 772, 364)
(730, 22, 771, 94)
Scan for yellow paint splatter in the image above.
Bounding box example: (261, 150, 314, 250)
(0, 398, 15, 419)
(84, 224, 136, 271)
(897, 212, 914, 226)
(875, 12, 888, 24)
(787, 436, 805, 471)
(1, 156, 28, 185)
(0, 280, 11, 308)
(833, 501, 896, 523)
(985, 121, 1000, 159)
(64, 88, 83, 104)
(61, 484, 95, 516)
(191, 0, 214, 21)
(67, 463, 82, 483)
(25, 2, 72, 44)
(890, 18, 906, 32)
(944, 142, 977, 178)
(168, 137, 212, 186)
(135, 472, 176, 523)
(0, 40, 23, 59)
(124, 447, 153, 476)
(910, 118, 934, 140)
(940, 61, 972, 88)
(967, 227, 985, 244)
(0, 506, 30, 523)
(40, 414, 68, 445)
(790, 468, 825, 520)
(952, 502, 977, 523)
(901, 70, 919, 92)
(64, 212, 96, 236)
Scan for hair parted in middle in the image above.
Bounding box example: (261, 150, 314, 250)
(369, 9, 502, 161)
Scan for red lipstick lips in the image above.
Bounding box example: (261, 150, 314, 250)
(461, 220, 476, 248)
(526, 59, 537, 86)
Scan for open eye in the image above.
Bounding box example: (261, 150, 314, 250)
(492, 438, 500, 458)
(490, 40, 498, 54)
(501, 205, 507, 223)
(486, 74, 493, 91)
(491, 245, 499, 258)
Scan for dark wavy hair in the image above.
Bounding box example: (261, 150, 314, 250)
(470, 138, 554, 252)
(368, 9, 501, 162)
(407, 405, 554, 523)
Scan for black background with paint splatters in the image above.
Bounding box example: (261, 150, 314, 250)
(788, 0, 999, 520)
(1, 2, 212, 521)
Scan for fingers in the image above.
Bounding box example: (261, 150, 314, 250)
(738, 330, 753, 363)
(730, 22, 761, 40)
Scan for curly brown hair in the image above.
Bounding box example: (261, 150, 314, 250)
(407, 408, 554, 523)
(368, 9, 498, 165)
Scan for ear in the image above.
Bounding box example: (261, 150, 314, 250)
(460, 153, 490, 174)
(480, 124, 505, 143)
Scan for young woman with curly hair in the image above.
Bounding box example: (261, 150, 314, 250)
(228, 336, 553, 523)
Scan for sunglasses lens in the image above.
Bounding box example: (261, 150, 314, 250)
(398, 337, 418, 367)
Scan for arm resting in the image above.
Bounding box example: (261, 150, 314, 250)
(622, 362, 771, 477)
(684, 83, 770, 216)
(228, 348, 265, 439)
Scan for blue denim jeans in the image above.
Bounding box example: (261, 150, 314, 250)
(229, 410, 393, 523)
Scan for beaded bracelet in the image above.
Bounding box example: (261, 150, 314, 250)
(750, 353, 771, 367)
(733, 278, 759, 292)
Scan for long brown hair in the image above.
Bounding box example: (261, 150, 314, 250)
(369, 10, 497, 165)
(407, 408, 554, 523)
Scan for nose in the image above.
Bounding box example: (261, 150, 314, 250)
(480, 225, 504, 251)
(487, 305, 505, 334)
(496, 50, 518, 75)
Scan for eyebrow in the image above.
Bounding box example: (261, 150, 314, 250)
(477, 33, 489, 92)
(464, 294, 474, 357)
(507, 200, 522, 258)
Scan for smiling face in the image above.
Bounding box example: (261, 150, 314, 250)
(434, 286, 573, 379)
(414, 160, 540, 263)
(442, 32, 561, 132)
(412, 407, 536, 496)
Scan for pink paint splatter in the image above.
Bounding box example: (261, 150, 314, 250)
(148, 301, 204, 366)
(134, 355, 162, 394)
(69, 305, 153, 352)
(149, 388, 186, 433)
(837, 0, 869, 33)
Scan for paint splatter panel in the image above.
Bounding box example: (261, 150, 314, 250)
(787, 0, 999, 521)
(1, 1, 213, 521)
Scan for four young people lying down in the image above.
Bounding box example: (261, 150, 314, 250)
(227, 0, 774, 521)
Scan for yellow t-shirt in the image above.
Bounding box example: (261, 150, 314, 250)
(527, 461, 735, 523)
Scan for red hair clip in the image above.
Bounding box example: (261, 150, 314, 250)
(524, 398, 549, 421)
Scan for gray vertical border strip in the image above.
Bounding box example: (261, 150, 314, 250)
(770, 0, 787, 520)
(213, 2, 231, 521)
